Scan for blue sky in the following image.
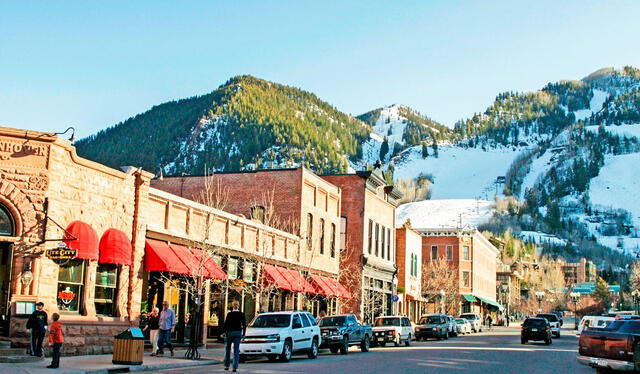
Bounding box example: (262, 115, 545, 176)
(1, 1, 639, 138)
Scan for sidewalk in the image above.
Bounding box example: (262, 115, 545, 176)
(0, 347, 225, 374)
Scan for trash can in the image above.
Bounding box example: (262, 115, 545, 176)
(112, 328, 145, 365)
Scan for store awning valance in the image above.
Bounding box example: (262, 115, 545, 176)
(263, 264, 294, 291)
(328, 278, 352, 299)
(462, 294, 477, 303)
(310, 274, 335, 296)
(188, 248, 227, 280)
(285, 269, 316, 294)
(475, 295, 503, 311)
(63, 221, 99, 261)
(98, 228, 132, 266)
(144, 239, 190, 274)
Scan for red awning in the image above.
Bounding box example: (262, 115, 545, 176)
(189, 248, 227, 280)
(276, 267, 305, 292)
(286, 270, 316, 294)
(144, 239, 190, 274)
(330, 279, 352, 299)
(63, 221, 99, 261)
(262, 264, 294, 291)
(310, 274, 337, 297)
(98, 228, 132, 266)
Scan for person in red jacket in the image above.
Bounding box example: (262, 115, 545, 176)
(47, 313, 64, 369)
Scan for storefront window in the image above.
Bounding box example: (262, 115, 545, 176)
(95, 263, 118, 316)
(57, 259, 85, 313)
(0, 205, 14, 236)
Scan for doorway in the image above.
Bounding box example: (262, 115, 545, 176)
(0, 242, 12, 336)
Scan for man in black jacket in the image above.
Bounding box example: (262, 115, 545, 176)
(26, 302, 47, 357)
(223, 300, 246, 372)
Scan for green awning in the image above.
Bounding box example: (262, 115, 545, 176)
(462, 294, 477, 302)
(475, 296, 503, 311)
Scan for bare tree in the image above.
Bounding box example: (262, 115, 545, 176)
(422, 258, 460, 315)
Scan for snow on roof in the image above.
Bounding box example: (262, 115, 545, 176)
(395, 199, 495, 230)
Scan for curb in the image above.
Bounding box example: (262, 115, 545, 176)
(75, 358, 221, 374)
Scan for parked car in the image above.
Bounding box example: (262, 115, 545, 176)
(240, 311, 320, 362)
(445, 315, 458, 337)
(537, 313, 561, 338)
(551, 311, 564, 327)
(371, 316, 413, 347)
(521, 317, 552, 345)
(577, 319, 640, 371)
(319, 314, 372, 354)
(415, 314, 449, 341)
(459, 313, 483, 332)
(578, 316, 615, 334)
(455, 318, 472, 335)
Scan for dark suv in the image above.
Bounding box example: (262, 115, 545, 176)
(521, 317, 552, 345)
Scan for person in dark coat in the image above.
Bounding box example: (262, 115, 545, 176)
(223, 300, 246, 372)
(26, 301, 47, 357)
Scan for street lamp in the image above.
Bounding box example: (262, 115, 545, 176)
(570, 292, 581, 330)
(631, 290, 640, 315)
(535, 291, 545, 313)
(439, 289, 446, 314)
(501, 284, 510, 327)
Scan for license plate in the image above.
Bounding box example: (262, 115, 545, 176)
(531, 328, 537, 332)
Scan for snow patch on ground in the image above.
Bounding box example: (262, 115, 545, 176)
(393, 145, 522, 199)
(518, 231, 567, 246)
(396, 199, 495, 229)
(585, 123, 640, 139)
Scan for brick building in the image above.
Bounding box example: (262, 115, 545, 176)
(418, 228, 501, 316)
(561, 258, 597, 286)
(322, 168, 402, 323)
(0, 126, 348, 354)
(150, 167, 345, 316)
(395, 225, 425, 322)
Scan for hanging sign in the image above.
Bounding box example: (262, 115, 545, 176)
(46, 243, 77, 265)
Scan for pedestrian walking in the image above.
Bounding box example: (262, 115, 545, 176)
(223, 300, 246, 372)
(144, 307, 160, 356)
(26, 301, 47, 357)
(157, 301, 176, 356)
(47, 313, 64, 369)
(486, 314, 493, 330)
(315, 310, 326, 324)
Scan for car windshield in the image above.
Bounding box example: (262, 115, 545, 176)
(320, 316, 346, 327)
(374, 318, 400, 327)
(250, 314, 291, 328)
(460, 315, 476, 320)
(455, 319, 466, 324)
(523, 319, 547, 328)
(537, 314, 559, 322)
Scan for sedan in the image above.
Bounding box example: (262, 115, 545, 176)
(455, 318, 472, 335)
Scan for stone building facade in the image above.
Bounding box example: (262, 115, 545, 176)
(0, 126, 153, 355)
(321, 169, 402, 323)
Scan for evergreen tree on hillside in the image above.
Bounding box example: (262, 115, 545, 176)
(593, 276, 611, 307)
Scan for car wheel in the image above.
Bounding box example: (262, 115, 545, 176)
(444, 332, 449, 340)
(556, 331, 561, 339)
(379, 342, 386, 347)
(329, 345, 339, 354)
(340, 336, 349, 355)
(521, 338, 526, 345)
(267, 354, 278, 362)
(360, 335, 370, 352)
(394, 335, 401, 347)
(405, 334, 411, 347)
(280, 340, 292, 362)
(307, 337, 319, 359)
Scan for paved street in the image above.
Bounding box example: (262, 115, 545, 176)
(159, 325, 591, 374)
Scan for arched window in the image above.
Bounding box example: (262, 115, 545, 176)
(0, 204, 14, 236)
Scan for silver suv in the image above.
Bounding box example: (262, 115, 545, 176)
(459, 313, 482, 333)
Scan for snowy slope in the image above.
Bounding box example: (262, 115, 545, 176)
(396, 199, 495, 229)
(574, 89, 609, 121)
(393, 145, 521, 199)
(585, 123, 640, 138)
(360, 104, 408, 164)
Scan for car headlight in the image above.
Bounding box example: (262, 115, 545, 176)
(387, 330, 396, 335)
(266, 334, 280, 342)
